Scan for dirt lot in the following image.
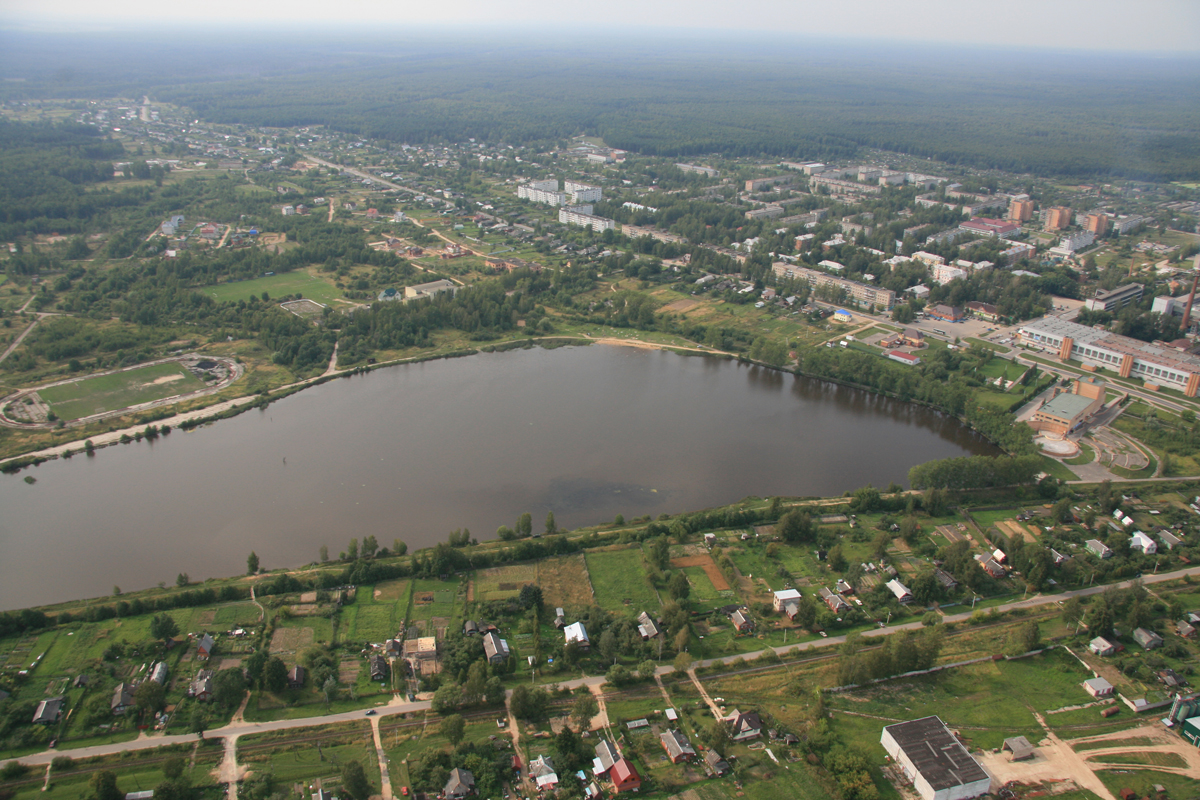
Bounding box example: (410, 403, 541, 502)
(537, 554, 596, 608)
(998, 519, 1037, 543)
(269, 626, 314, 655)
(661, 298, 701, 313)
(670, 553, 732, 591)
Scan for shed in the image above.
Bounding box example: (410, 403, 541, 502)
(1002, 736, 1035, 761)
(1083, 677, 1114, 698)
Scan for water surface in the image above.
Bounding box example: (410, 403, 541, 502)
(0, 345, 997, 609)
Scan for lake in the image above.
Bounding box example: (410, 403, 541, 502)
(0, 344, 998, 609)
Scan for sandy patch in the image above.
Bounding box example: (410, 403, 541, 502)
(147, 373, 186, 386)
(661, 298, 700, 313)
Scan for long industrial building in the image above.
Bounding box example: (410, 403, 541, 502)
(772, 262, 895, 310)
(1016, 315, 1200, 396)
(880, 717, 991, 800)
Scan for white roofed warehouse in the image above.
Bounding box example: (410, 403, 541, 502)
(880, 717, 991, 800)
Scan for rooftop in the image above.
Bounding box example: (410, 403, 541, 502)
(883, 716, 989, 791)
(1039, 392, 1099, 421)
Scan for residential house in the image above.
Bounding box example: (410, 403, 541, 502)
(725, 709, 763, 741)
(1134, 628, 1164, 650)
(974, 554, 1006, 579)
(703, 749, 731, 776)
(444, 767, 475, 798)
(483, 631, 510, 664)
(112, 683, 135, 715)
(1159, 530, 1183, 550)
(287, 666, 306, 689)
(1158, 668, 1184, 688)
(1083, 677, 1113, 698)
(565, 622, 591, 650)
(593, 740, 621, 776)
(530, 755, 559, 790)
(934, 569, 958, 591)
(189, 670, 214, 701)
(660, 729, 696, 763)
(385, 638, 402, 658)
(32, 697, 64, 724)
(1178, 620, 1197, 639)
(463, 620, 479, 636)
(197, 634, 215, 660)
(609, 759, 641, 793)
(836, 578, 856, 595)
(1086, 540, 1113, 559)
(370, 655, 389, 682)
(731, 609, 754, 633)
(819, 587, 850, 614)
(636, 611, 660, 640)
(772, 589, 802, 612)
(1088, 637, 1116, 656)
(1130, 531, 1157, 554)
(886, 579, 914, 604)
(1050, 549, 1070, 565)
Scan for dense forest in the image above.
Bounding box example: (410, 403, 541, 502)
(2, 32, 1199, 180)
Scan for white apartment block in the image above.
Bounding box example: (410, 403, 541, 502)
(932, 264, 968, 285)
(563, 181, 603, 204)
(559, 206, 614, 231)
(518, 183, 567, 206)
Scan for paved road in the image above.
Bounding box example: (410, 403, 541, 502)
(9, 563, 1200, 771)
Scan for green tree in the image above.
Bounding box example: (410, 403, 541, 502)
(431, 682, 462, 714)
(639, 659, 658, 679)
(135, 680, 166, 715)
(189, 705, 208, 738)
(150, 613, 179, 645)
(362, 535, 378, 558)
(161, 757, 185, 781)
(673, 651, 693, 673)
(247, 551, 259, 575)
(545, 511, 558, 534)
(175, 573, 189, 587)
(89, 770, 123, 800)
(517, 512, 533, 538)
(213, 667, 247, 708)
(393, 539, 408, 556)
(599, 629, 619, 663)
(442, 713, 466, 746)
(347, 538, 359, 560)
(777, 509, 815, 543)
(341, 761, 372, 800)
(827, 544, 848, 573)
(570, 692, 599, 730)
(263, 656, 288, 693)
(668, 570, 691, 601)
(319, 545, 329, 562)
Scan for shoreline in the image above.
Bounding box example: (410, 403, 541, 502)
(0, 334, 730, 470)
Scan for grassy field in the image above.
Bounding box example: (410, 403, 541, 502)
(1095, 769, 1200, 800)
(4, 745, 221, 800)
(238, 721, 381, 789)
(37, 361, 206, 421)
(200, 270, 344, 305)
(586, 547, 661, 611)
(474, 563, 536, 602)
(407, 577, 461, 637)
(827, 648, 1095, 750)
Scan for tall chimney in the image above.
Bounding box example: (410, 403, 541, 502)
(1181, 257, 1200, 334)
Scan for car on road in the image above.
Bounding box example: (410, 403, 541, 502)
(365, 709, 376, 716)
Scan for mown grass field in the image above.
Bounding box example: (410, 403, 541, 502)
(200, 270, 344, 305)
(474, 563, 537, 602)
(37, 362, 205, 421)
(827, 649, 1095, 751)
(536, 554, 595, 608)
(586, 548, 660, 611)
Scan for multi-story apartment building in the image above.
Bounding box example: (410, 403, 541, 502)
(771, 263, 896, 310)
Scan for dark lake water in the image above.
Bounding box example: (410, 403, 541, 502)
(0, 344, 998, 610)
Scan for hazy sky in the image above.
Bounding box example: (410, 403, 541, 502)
(2, 0, 1198, 53)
